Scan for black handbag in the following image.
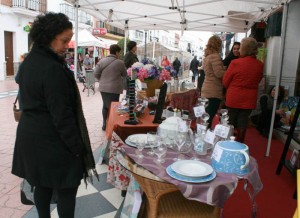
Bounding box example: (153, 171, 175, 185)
(20, 179, 57, 205)
(20, 179, 35, 205)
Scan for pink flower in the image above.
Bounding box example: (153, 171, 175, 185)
(127, 68, 132, 77)
(137, 68, 149, 81)
(159, 69, 171, 81)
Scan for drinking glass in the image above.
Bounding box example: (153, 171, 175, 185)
(167, 133, 175, 149)
(147, 132, 157, 155)
(154, 144, 167, 163)
(173, 132, 187, 161)
(182, 118, 192, 132)
(188, 130, 200, 160)
(136, 138, 145, 159)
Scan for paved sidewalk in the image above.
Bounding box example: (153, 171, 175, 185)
(0, 79, 122, 218)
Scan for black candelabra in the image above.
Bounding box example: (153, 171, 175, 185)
(124, 79, 139, 125)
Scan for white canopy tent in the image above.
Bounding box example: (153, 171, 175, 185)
(66, 0, 294, 156)
(70, 29, 107, 48)
(70, 29, 107, 72)
(65, 0, 286, 33)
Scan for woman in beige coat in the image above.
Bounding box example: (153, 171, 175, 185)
(202, 35, 225, 128)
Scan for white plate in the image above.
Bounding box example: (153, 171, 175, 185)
(171, 160, 213, 177)
(166, 166, 216, 183)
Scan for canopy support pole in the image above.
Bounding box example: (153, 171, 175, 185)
(74, 1, 79, 79)
(93, 46, 96, 67)
(124, 20, 128, 56)
(144, 31, 147, 60)
(266, 2, 288, 157)
(152, 41, 155, 60)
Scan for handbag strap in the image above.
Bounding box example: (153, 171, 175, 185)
(14, 96, 18, 105)
(102, 58, 117, 72)
(98, 58, 118, 79)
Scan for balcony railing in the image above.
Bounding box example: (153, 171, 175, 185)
(60, 3, 91, 25)
(11, 0, 47, 13)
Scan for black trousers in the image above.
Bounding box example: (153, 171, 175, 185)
(227, 107, 252, 129)
(34, 186, 79, 218)
(197, 70, 205, 94)
(101, 92, 120, 128)
(206, 98, 222, 129)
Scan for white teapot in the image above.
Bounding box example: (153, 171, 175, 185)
(157, 115, 183, 138)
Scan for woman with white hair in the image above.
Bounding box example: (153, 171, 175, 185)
(223, 37, 264, 143)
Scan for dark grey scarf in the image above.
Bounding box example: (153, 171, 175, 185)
(72, 73, 99, 185)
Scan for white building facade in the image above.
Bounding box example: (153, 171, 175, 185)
(0, 0, 92, 81)
(0, 0, 45, 80)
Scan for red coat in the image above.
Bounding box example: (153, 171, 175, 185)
(223, 56, 263, 109)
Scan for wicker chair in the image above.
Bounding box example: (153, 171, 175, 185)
(132, 173, 220, 218)
(170, 89, 200, 115)
(293, 170, 300, 218)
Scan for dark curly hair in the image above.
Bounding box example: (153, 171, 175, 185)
(29, 12, 72, 46)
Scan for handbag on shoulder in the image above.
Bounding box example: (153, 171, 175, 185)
(13, 96, 22, 122)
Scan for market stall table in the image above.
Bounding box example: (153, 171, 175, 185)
(102, 102, 159, 190)
(111, 132, 263, 217)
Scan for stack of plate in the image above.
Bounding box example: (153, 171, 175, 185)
(125, 134, 158, 148)
(166, 160, 216, 183)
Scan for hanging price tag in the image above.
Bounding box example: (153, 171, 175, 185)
(204, 130, 215, 145)
(214, 124, 230, 138)
(211, 145, 223, 162)
(193, 105, 205, 117)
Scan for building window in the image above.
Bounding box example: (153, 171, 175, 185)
(135, 31, 143, 40)
(60, 3, 91, 24)
(28, 0, 40, 11)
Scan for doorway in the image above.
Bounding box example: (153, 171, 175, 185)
(4, 31, 14, 77)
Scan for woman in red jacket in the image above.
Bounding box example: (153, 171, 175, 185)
(223, 37, 263, 143)
(161, 55, 170, 67)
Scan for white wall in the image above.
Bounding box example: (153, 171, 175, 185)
(0, 6, 33, 80)
(280, 0, 300, 95)
(265, 37, 281, 84)
(47, 0, 62, 12)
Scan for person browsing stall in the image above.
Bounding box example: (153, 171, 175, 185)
(94, 44, 127, 131)
(12, 12, 97, 218)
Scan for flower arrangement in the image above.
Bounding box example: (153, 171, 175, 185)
(127, 59, 174, 82)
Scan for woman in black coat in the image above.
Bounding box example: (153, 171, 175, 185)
(223, 42, 240, 68)
(12, 12, 97, 218)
